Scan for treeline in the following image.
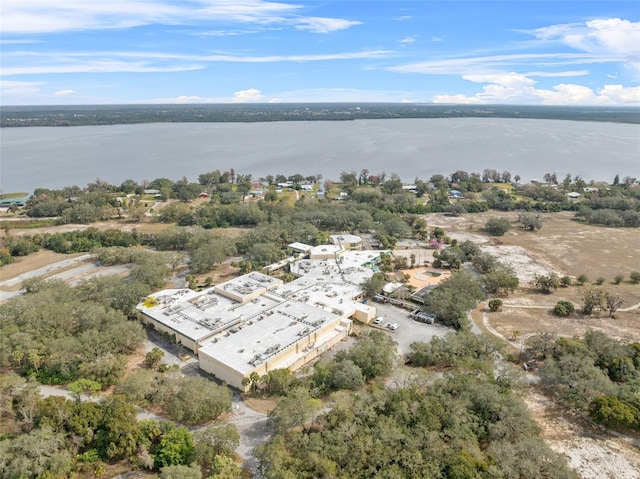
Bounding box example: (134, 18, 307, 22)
(3, 103, 639, 127)
(0, 379, 241, 478)
(0, 250, 173, 385)
(6, 166, 638, 236)
(253, 330, 572, 479)
(4, 196, 423, 272)
(530, 330, 640, 431)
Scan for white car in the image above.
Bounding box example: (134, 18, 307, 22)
(373, 316, 384, 325)
(387, 323, 400, 331)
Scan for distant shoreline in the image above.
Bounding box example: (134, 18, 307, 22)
(2, 103, 639, 127)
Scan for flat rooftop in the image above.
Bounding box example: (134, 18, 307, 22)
(198, 301, 342, 374)
(215, 271, 281, 301)
(139, 287, 283, 342)
(330, 234, 362, 245)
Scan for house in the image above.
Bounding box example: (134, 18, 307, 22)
(567, 192, 581, 199)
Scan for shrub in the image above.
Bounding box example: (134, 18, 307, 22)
(631, 271, 640, 284)
(488, 299, 503, 312)
(595, 277, 606, 285)
(590, 396, 639, 429)
(560, 276, 572, 287)
(577, 274, 589, 285)
(485, 217, 511, 236)
(534, 272, 560, 294)
(553, 301, 575, 317)
(613, 274, 624, 285)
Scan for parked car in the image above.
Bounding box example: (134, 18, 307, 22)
(373, 316, 384, 325)
(387, 323, 399, 331)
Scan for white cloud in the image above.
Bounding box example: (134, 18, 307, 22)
(1, 0, 359, 35)
(433, 74, 640, 105)
(597, 84, 640, 103)
(524, 70, 589, 78)
(294, 17, 361, 34)
(534, 84, 598, 105)
(0, 80, 43, 96)
(463, 72, 536, 89)
(2, 49, 391, 76)
(528, 18, 640, 78)
(389, 52, 604, 76)
(175, 95, 204, 103)
(1, 60, 204, 76)
(399, 36, 417, 45)
(232, 88, 264, 103)
(532, 18, 640, 55)
(430, 36, 442, 42)
(54, 89, 75, 96)
(390, 17, 639, 82)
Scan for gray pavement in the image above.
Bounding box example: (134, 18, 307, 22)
(368, 301, 452, 356)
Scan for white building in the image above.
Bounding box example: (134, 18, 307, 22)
(137, 246, 384, 390)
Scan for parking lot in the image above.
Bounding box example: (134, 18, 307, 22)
(368, 302, 452, 356)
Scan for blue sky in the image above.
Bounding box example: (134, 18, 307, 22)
(1, 1, 639, 105)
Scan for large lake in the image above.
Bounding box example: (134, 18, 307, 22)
(1, 118, 639, 193)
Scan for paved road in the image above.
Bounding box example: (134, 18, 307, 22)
(227, 393, 269, 474)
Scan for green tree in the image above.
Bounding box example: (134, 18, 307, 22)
(553, 301, 575, 317)
(590, 396, 638, 429)
(68, 378, 101, 402)
(145, 347, 165, 370)
(0, 426, 73, 479)
(159, 464, 203, 479)
(423, 271, 484, 330)
(155, 425, 195, 469)
(261, 368, 296, 396)
(488, 299, 503, 312)
(577, 274, 589, 285)
(582, 288, 605, 315)
(360, 272, 386, 298)
(534, 272, 560, 294)
(208, 455, 243, 478)
(95, 396, 140, 459)
(267, 387, 319, 434)
(192, 424, 240, 473)
(540, 355, 615, 408)
(518, 212, 542, 231)
(483, 269, 519, 295)
(485, 217, 511, 236)
(166, 376, 232, 425)
(342, 330, 397, 380)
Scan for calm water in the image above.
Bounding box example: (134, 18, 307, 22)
(1, 118, 639, 193)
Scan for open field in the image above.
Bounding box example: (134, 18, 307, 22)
(428, 211, 640, 342)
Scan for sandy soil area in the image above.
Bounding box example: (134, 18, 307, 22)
(524, 389, 640, 479)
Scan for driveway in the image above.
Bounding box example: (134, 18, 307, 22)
(369, 302, 452, 356)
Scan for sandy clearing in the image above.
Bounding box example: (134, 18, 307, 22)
(0, 253, 92, 288)
(524, 390, 640, 479)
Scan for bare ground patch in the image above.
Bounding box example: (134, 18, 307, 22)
(523, 388, 640, 479)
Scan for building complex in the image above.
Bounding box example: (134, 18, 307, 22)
(136, 238, 386, 390)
